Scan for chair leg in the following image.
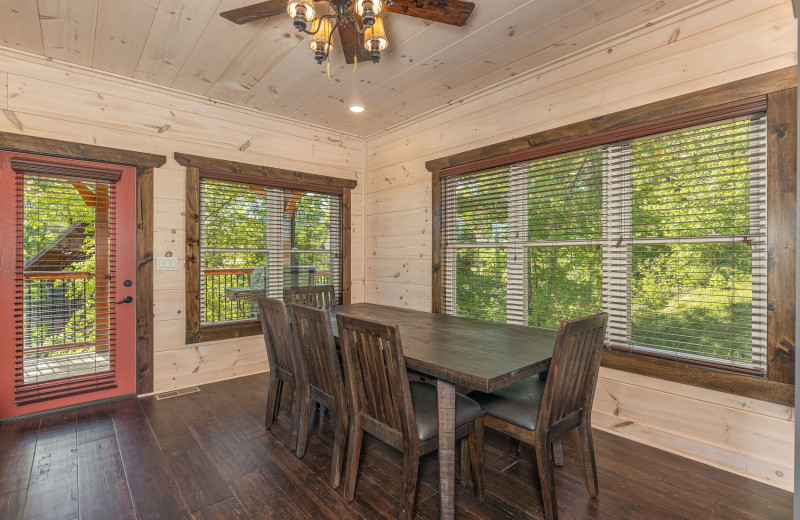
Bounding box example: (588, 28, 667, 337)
(273, 379, 285, 421)
(265, 377, 281, 428)
(578, 423, 599, 497)
(552, 438, 564, 467)
(295, 392, 313, 458)
(468, 418, 485, 503)
(342, 422, 363, 501)
(458, 438, 470, 488)
(509, 438, 521, 457)
(288, 386, 302, 453)
(330, 410, 347, 489)
(399, 448, 420, 520)
(535, 438, 558, 520)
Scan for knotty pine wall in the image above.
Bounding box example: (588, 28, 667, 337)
(0, 48, 366, 393)
(364, 0, 796, 489)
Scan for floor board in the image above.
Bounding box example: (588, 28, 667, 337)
(0, 373, 792, 520)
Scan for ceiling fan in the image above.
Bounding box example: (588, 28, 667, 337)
(220, 0, 476, 65)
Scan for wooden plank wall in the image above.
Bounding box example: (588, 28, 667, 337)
(363, 0, 797, 488)
(0, 48, 367, 393)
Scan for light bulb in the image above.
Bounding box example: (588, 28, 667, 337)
(286, 0, 315, 32)
(364, 16, 388, 63)
(309, 17, 333, 64)
(355, 0, 382, 27)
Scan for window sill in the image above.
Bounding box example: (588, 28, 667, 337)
(186, 321, 262, 344)
(601, 348, 793, 407)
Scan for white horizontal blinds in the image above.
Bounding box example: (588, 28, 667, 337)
(199, 179, 343, 325)
(200, 180, 275, 324)
(286, 191, 343, 302)
(525, 149, 604, 329)
(606, 116, 768, 372)
(603, 144, 632, 353)
(506, 164, 527, 325)
(440, 150, 605, 329)
(441, 168, 509, 323)
(15, 172, 118, 404)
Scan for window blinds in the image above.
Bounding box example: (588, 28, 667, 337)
(440, 114, 767, 373)
(15, 172, 118, 404)
(199, 179, 342, 325)
(605, 117, 768, 372)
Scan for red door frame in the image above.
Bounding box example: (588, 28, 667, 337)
(0, 152, 137, 419)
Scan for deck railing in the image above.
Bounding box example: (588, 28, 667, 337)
(201, 266, 330, 324)
(23, 271, 94, 352)
(202, 268, 254, 323)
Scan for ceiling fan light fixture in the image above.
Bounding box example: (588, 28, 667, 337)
(355, 0, 382, 27)
(309, 17, 334, 64)
(364, 16, 388, 63)
(286, 0, 315, 31)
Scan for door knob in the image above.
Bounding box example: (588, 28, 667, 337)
(116, 296, 133, 304)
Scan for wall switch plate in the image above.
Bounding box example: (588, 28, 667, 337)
(156, 257, 179, 271)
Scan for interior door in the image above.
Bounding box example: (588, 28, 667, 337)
(0, 152, 137, 419)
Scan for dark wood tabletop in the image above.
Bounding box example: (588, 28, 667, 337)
(330, 303, 556, 393)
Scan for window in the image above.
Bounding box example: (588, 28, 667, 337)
(439, 113, 767, 374)
(180, 153, 356, 344)
(199, 180, 342, 325)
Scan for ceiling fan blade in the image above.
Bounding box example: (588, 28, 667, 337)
(383, 0, 475, 26)
(220, 0, 286, 24)
(338, 24, 372, 65)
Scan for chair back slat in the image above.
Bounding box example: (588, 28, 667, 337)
(337, 314, 415, 440)
(289, 303, 345, 405)
(257, 297, 299, 380)
(538, 313, 608, 431)
(291, 284, 336, 308)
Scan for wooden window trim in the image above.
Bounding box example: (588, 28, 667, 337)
(181, 153, 355, 344)
(428, 68, 795, 406)
(174, 153, 357, 190)
(0, 132, 166, 395)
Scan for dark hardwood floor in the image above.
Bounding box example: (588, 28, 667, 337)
(0, 373, 792, 520)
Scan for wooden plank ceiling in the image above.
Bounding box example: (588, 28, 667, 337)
(0, 0, 703, 136)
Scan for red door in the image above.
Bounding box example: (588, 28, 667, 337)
(0, 152, 137, 419)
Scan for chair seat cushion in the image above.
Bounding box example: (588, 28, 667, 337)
(409, 381, 484, 442)
(467, 378, 546, 431)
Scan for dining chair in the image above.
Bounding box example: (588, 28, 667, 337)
(257, 297, 304, 452)
(289, 303, 349, 489)
(468, 312, 608, 520)
(336, 313, 486, 520)
(290, 284, 336, 308)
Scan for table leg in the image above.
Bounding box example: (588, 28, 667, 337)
(437, 379, 455, 520)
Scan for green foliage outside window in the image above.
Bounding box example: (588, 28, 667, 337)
(444, 118, 763, 368)
(629, 120, 756, 363)
(23, 177, 99, 359)
(454, 248, 506, 322)
(200, 182, 338, 324)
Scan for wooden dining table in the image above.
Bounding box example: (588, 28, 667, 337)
(329, 303, 557, 520)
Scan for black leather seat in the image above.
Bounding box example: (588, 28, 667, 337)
(468, 377, 546, 431)
(409, 381, 484, 441)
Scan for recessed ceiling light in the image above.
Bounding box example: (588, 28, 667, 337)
(348, 104, 365, 113)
